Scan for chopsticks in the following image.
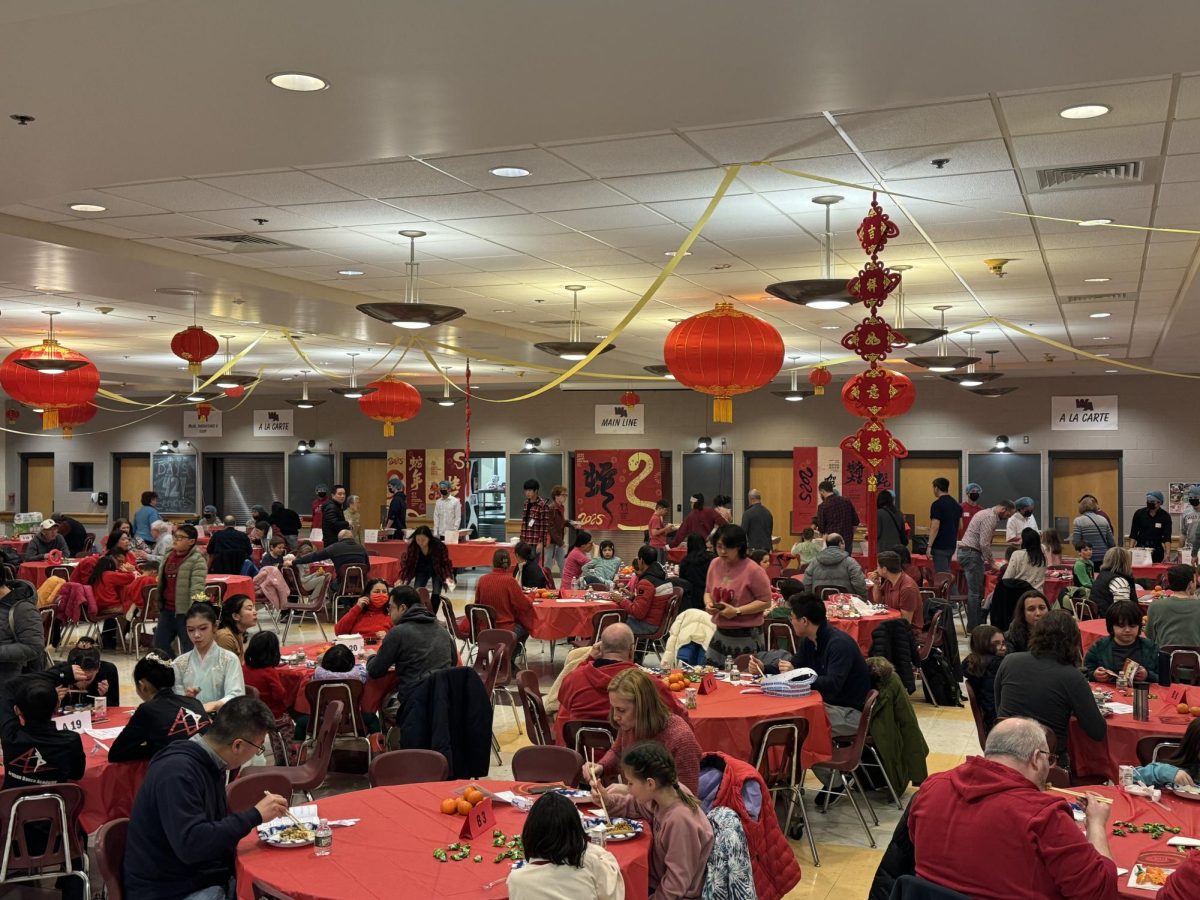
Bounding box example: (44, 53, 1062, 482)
(265, 790, 306, 827)
(587, 748, 610, 822)
(1046, 787, 1113, 804)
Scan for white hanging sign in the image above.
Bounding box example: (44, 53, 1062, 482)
(183, 409, 223, 438)
(253, 409, 294, 437)
(594, 404, 644, 434)
(1051, 395, 1118, 431)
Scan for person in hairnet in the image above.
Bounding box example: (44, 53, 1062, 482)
(1130, 490, 1173, 564)
(960, 482, 985, 539)
(1182, 485, 1200, 564)
(1005, 496, 1038, 545)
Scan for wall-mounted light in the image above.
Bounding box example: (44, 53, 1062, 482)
(522, 437, 542, 453)
(297, 439, 317, 454)
(158, 439, 179, 454)
(992, 434, 1012, 453)
(696, 436, 713, 453)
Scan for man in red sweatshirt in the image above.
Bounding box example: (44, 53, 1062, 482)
(907, 717, 1118, 900)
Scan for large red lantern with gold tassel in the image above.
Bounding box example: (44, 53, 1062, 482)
(357, 376, 421, 436)
(170, 325, 219, 375)
(0, 344, 100, 430)
(57, 402, 96, 439)
(663, 301, 783, 423)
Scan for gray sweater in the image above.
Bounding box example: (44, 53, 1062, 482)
(994, 652, 1106, 762)
(803, 546, 868, 598)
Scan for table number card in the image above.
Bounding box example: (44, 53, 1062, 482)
(1164, 684, 1189, 707)
(53, 709, 92, 734)
(459, 797, 496, 840)
(699, 673, 719, 694)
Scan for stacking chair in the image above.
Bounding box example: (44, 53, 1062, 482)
(38, 607, 54, 669)
(417, 586, 433, 613)
(128, 585, 160, 657)
(437, 595, 461, 647)
(514, 670, 554, 745)
(82, 533, 96, 554)
(279, 568, 329, 643)
(462, 603, 496, 663)
(1165, 647, 1200, 685)
(94, 816, 127, 900)
(511, 746, 583, 785)
(252, 699, 344, 801)
(226, 770, 294, 814)
(476, 642, 510, 764)
(749, 716, 818, 865)
(301, 679, 371, 763)
(819, 586, 840, 602)
(763, 619, 796, 655)
(560, 719, 616, 766)
(811, 689, 883, 848)
(913, 608, 944, 706)
(1135, 735, 1182, 766)
(0, 783, 90, 897)
(963, 682, 990, 751)
(368, 749, 449, 787)
(589, 607, 627, 644)
(252, 882, 298, 900)
(204, 582, 224, 605)
(332, 564, 368, 621)
(473, 629, 522, 734)
(634, 591, 680, 663)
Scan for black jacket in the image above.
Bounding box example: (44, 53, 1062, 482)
(400, 666, 493, 779)
(0, 673, 85, 789)
(869, 619, 916, 693)
(678, 551, 715, 611)
(321, 498, 349, 546)
(869, 805, 915, 900)
(206, 527, 253, 575)
(47, 659, 122, 706)
(366, 605, 457, 708)
(124, 737, 261, 900)
(107, 689, 211, 762)
(269, 507, 302, 537)
(518, 561, 546, 590)
(386, 491, 407, 532)
(295, 538, 370, 580)
(0, 581, 43, 681)
(988, 578, 1034, 632)
(58, 516, 88, 556)
(1130, 506, 1172, 550)
(965, 655, 1002, 731)
(781, 622, 870, 711)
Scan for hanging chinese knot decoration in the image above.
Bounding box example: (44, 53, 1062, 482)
(170, 325, 219, 375)
(4, 408, 18, 426)
(619, 390, 641, 407)
(840, 193, 911, 489)
(357, 375, 421, 436)
(57, 402, 96, 439)
(663, 301, 783, 423)
(0, 341, 100, 430)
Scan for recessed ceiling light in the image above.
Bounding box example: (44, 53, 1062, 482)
(268, 71, 329, 92)
(820, 324, 841, 330)
(1089, 312, 1111, 319)
(491, 308, 514, 313)
(665, 251, 692, 258)
(69, 203, 106, 213)
(337, 269, 365, 277)
(1104, 368, 1119, 373)
(1094, 335, 1111, 341)
(1095, 352, 1111, 357)
(1060, 104, 1110, 120)
(489, 166, 531, 178)
(1078, 218, 1113, 227)
(1083, 277, 1111, 283)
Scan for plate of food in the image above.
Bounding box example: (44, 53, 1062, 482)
(580, 816, 644, 842)
(257, 821, 317, 847)
(1128, 863, 1173, 891)
(1166, 783, 1200, 801)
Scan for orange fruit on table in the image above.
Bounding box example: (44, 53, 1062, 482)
(1191, 706, 1200, 717)
(456, 799, 473, 815)
(440, 798, 457, 815)
(1179, 703, 1191, 715)
(671, 681, 685, 692)
(464, 787, 484, 805)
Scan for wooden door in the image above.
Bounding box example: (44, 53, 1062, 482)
(348, 456, 389, 528)
(1052, 456, 1119, 534)
(23, 456, 54, 517)
(746, 456, 801, 547)
(897, 456, 960, 533)
(119, 457, 151, 520)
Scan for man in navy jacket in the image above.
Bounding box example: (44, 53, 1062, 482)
(123, 695, 289, 900)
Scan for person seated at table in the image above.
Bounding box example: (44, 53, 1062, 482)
(287, 528, 370, 583)
(581, 539, 623, 585)
(24, 517, 70, 561)
(336, 577, 393, 640)
(108, 651, 211, 762)
(790, 527, 823, 567)
(397, 525, 454, 604)
(315, 642, 368, 683)
(1130, 717, 1200, 789)
(704, 524, 773, 666)
(871, 550, 924, 631)
(123, 695, 290, 900)
(1041, 529, 1064, 567)
(1004, 527, 1047, 593)
(583, 668, 700, 793)
(1160, 849, 1200, 900)
(614, 545, 673, 636)
(1, 671, 85, 789)
(677, 533, 715, 613)
(206, 516, 253, 576)
(1147, 564, 1200, 648)
(256, 537, 288, 569)
(140, 518, 173, 562)
(289, 539, 330, 595)
(47, 637, 121, 706)
(366, 585, 457, 713)
(1084, 600, 1160, 683)
(560, 531, 594, 590)
(590, 742, 713, 900)
(514, 540, 548, 590)
(474, 548, 536, 642)
(964, 625, 1007, 732)
(214, 594, 256, 662)
(507, 791, 624, 900)
(1003, 590, 1049, 654)
(904, 717, 1118, 900)
(801, 533, 868, 598)
(767, 592, 870, 737)
(1073, 541, 1095, 588)
(1089, 546, 1133, 614)
(241, 631, 292, 764)
(173, 601, 245, 714)
(995, 610, 1106, 766)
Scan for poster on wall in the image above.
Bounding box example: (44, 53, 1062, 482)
(183, 409, 222, 438)
(1051, 395, 1118, 431)
(393, 448, 468, 515)
(1169, 482, 1200, 515)
(594, 404, 645, 435)
(252, 408, 293, 437)
(791, 447, 819, 532)
(574, 449, 661, 531)
(386, 451, 404, 486)
(151, 453, 197, 514)
(793, 446, 894, 533)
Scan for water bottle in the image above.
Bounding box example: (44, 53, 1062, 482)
(725, 655, 736, 678)
(1132, 681, 1150, 722)
(314, 819, 332, 856)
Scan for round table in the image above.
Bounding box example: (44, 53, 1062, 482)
(207, 573, 256, 599)
(16, 559, 77, 586)
(235, 780, 652, 900)
(1086, 784, 1200, 898)
(364, 541, 514, 570)
(826, 606, 903, 655)
(1080, 618, 1108, 655)
(278, 642, 397, 714)
(1069, 683, 1198, 782)
(313, 555, 401, 584)
(686, 679, 833, 771)
(528, 591, 621, 641)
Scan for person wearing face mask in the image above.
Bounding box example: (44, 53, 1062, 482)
(1005, 497, 1038, 546)
(1130, 490, 1172, 563)
(959, 482, 984, 538)
(431, 480, 461, 541)
(1183, 485, 1200, 564)
(335, 578, 393, 640)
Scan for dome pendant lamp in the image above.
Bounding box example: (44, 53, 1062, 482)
(906, 305, 980, 372)
(765, 195, 854, 310)
(534, 285, 615, 360)
(357, 230, 466, 330)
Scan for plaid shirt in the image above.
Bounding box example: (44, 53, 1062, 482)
(816, 492, 860, 542)
(520, 497, 552, 545)
(961, 508, 1001, 562)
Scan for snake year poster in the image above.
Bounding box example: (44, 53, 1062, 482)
(574, 450, 662, 531)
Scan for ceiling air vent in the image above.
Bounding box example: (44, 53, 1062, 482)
(1026, 157, 1161, 193)
(187, 234, 299, 252)
(1060, 292, 1134, 305)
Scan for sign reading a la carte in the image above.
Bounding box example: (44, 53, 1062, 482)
(252, 409, 294, 437)
(1051, 395, 1118, 431)
(595, 404, 644, 435)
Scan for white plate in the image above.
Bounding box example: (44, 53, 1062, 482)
(1128, 864, 1174, 892)
(579, 816, 644, 842)
(257, 821, 317, 847)
(1166, 784, 1200, 802)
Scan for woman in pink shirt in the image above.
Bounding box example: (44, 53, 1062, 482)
(704, 524, 773, 666)
(560, 531, 594, 589)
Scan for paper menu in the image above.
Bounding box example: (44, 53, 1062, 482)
(85, 727, 126, 741)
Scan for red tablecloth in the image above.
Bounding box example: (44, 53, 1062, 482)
(688, 679, 833, 771)
(279, 642, 397, 715)
(0, 538, 30, 553)
(1133, 564, 1170, 583)
(364, 541, 513, 570)
(313, 555, 400, 584)
(1080, 618, 1108, 655)
(827, 607, 903, 655)
(16, 559, 76, 586)
(1087, 784, 1200, 898)
(235, 780, 652, 900)
(1069, 684, 1200, 781)
(529, 591, 621, 641)
(207, 573, 255, 599)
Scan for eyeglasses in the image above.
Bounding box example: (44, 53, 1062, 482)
(239, 737, 266, 754)
(1033, 748, 1052, 762)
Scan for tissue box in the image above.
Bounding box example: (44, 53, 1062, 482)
(335, 633, 364, 655)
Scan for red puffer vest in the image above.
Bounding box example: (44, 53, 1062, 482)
(707, 751, 801, 900)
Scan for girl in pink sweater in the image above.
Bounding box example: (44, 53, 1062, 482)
(592, 741, 714, 900)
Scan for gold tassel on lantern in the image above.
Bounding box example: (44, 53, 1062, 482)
(42, 409, 59, 430)
(62, 426, 74, 440)
(383, 422, 395, 437)
(712, 396, 733, 423)
(187, 361, 201, 376)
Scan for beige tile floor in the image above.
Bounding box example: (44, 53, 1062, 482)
(83, 575, 980, 900)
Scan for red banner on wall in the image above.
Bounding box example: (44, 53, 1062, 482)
(574, 450, 662, 531)
(792, 447, 819, 533)
(405, 449, 426, 515)
(842, 449, 868, 524)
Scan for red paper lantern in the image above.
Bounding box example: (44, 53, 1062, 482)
(5, 409, 17, 425)
(808, 366, 832, 396)
(620, 390, 641, 407)
(357, 376, 421, 436)
(840, 368, 915, 419)
(195, 403, 214, 422)
(663, 301, 783, 423)
(57, 402, 96, 439)
(170, 325, 219, 375)
(0, 342, 100, 430)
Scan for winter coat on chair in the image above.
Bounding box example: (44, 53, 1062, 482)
(699, 752, 801, 900)
(866, 658, 929, 795)
(869, 619, 916, 693)
(989, 578, 1034, 632)
(661, 607, 717, 669)
(701, 806, 756, 900)
(399, 665, 493, 779)
(53, 581, 97, 625)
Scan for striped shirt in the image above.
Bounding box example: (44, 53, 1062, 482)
(961, 508, 1001, 561)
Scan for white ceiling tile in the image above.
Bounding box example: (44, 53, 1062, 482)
(28, 190, 167, 218)
(648, 193, 785, 226)
(1176, 76, 1200, 120)
(412, 237, 528, 259)
(489, 180, 630, 213)
(61, 219, 149, 239)
(835, 101, 1001, 151)
(886, 171, 1024, 203)
(544, 204, 669, 232)
(547, 134, 712, 178)
(1028, 185, 1157, 218)
(1038, 226, 1148, 249)
(530, 248, 643, 268)
(998, 79, 1172, 135)
(200, 171, 361, 206)
(1012, 124, 1166, 168)
(865, 140, 1014, 181)
(97, 213, 226, 237)
(929, 236, 1040, 258)
(1156, 181, 1200, 208)
(701, 215, 806, 241)
(445, 214, 572, 238)
(425, 148, 591, 188)
(273, 200, 421, 227)
(422, 272, 524, 288)
(191, 207, 331, 233)
(684, 117, 843, 164)
(304, 160, 473, 198)
(1, 204, 76, 222)
(219, 249, 349, 268)
(385, 192, 523, 220)
(587, 223, 692, 249)
(1170, 119, 1200, 155)
(920, 217, 1036, 243)
(499, 233, 607, 253)
(1146, 204, 1200, 228)
(256, 228, 394, 251)
(100, 179, 261, 212)
(602, 169, 750, 203)
(452, 253, 551, 270)
(1163, 154, 1200, 183)
(736, 154, 874, 192)
(136, 237, 223, 255)
(571, 263, 663, 280)
(1147, 239, 1199, 266)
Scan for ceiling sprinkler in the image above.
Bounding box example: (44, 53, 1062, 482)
(984, 258, 1012, 278)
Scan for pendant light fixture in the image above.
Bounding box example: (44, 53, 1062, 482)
(185, 375, 215, 403)
(970, 350, 1017, 396)
(906, 305, 980, 372)
(286, 370, 324, 409)
(534, 285, 615, 360)
(357, 230, 466, 330)
(941, 333, 1003, 387)
(213, 335, 257, 390)
(889, 266, 946, 347)
(433, 365, 458, 407)
(773, 356, 814, 401)
(329, 352, 376, 399)
(765, 195, 854, 310)
(15, 311, 89, 374)
(643, 365, 675, 379)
